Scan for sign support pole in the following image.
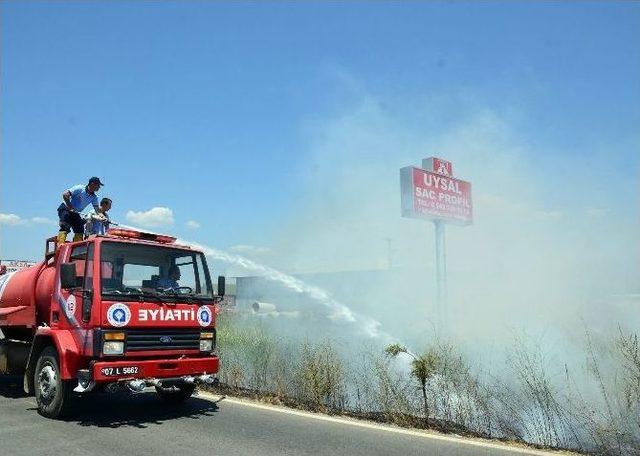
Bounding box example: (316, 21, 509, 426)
(434, 219, 447, 334)
(400, 157, 471, 338)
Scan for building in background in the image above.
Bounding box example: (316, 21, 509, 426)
(0, 259, 37, 274)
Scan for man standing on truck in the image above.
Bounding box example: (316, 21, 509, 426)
(84, 197, 112, 237)
(56, 176, 104, 244)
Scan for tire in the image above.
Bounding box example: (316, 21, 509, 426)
(34, 346, 71, 418)
(155, 383, 196, 404)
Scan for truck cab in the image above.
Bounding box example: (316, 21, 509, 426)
(0, 228, 223, 418)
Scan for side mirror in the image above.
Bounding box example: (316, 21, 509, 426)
(217, 276, 226, 297)
(60, 263, 78, 289)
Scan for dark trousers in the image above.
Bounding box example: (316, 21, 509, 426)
(57, 204, 84, 234)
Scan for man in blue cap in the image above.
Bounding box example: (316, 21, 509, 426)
(57, 177, 105, 244)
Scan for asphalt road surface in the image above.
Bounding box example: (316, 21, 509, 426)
(0, 376, 552, 456)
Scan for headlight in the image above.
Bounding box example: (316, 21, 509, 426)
(103, 341, 124, 355)
(199, 339, 213, 352)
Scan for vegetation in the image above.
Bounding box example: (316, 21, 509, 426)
(213, 313, 639, 454)
(384, 343, 440, 422)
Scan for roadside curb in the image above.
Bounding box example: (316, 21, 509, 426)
(197, 390, 582, 456)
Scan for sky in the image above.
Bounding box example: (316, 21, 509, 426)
(1, 1, 639, 267)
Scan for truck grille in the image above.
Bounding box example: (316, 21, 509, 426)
(126, 329, 201, 352)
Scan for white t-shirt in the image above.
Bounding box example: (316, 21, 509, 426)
(84, 211, 110, 235)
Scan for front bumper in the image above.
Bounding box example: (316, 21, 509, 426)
(90, 355, 219, 382)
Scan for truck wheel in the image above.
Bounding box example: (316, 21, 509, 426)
(34, 346, 70, 418)
(155, 383, 196, 404)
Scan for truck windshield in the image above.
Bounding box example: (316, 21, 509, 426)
(99, 242, 213, 302)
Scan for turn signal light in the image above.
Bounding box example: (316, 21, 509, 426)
(104, 332, 125, 341)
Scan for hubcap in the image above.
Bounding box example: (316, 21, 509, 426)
(39, 365, 57, 400)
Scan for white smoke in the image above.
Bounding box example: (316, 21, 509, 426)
(225, 95, 639, 359)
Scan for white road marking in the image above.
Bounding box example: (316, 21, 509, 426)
(198, 392, 576, 456)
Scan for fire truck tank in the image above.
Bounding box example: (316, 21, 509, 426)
(0, 262, 50, 330)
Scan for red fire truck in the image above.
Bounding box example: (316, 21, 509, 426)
(0, 228, 223, 418)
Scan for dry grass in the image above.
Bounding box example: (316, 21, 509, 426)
(566, 328, 640, 455)
(214, 313, 638, 454)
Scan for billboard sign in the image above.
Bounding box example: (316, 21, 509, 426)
(422, 157, 453, 177)
(400, 158, 472, 225)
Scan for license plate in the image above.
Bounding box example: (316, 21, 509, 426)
(100, 366, 139, 377)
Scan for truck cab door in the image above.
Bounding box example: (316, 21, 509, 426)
(61, 243, 94, 327)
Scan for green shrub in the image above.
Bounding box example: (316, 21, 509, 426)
(293, 340, 345, 410)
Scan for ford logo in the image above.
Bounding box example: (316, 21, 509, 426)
(159, 336, 172, 344)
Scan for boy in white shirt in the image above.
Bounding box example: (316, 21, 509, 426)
(84, 198, 112, 237)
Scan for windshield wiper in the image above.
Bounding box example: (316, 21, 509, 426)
(102, 290, 165, 303)
(138, 291, 165, 302)
(157, 289, 198, 303)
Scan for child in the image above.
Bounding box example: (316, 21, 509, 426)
(84, 197, 112, 236)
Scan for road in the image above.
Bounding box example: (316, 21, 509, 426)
(0, 376, 553, 456)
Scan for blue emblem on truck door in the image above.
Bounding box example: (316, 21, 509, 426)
(107, 303, 131, 327)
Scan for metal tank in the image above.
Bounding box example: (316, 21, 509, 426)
(0, 262, 51, 336)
